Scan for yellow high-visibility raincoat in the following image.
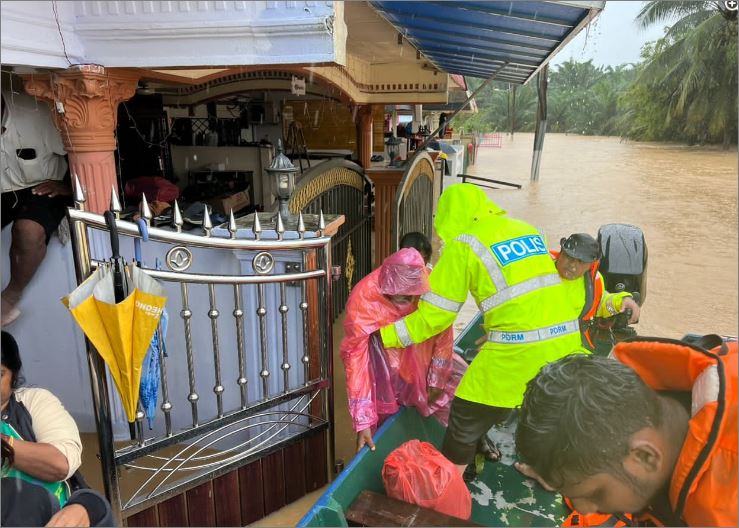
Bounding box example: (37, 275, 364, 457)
(380, 184, 586, 408)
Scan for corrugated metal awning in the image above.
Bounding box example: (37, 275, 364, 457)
(369, 1, 604, 84)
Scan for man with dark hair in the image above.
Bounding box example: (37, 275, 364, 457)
(515, 338, 737, 527)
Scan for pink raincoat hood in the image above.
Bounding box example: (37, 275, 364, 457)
(379, 248, 430, 296)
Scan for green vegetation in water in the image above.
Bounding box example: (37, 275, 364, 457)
(455, 1, 737, 148)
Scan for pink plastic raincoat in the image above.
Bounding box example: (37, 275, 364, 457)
(340, 248, 466, 432)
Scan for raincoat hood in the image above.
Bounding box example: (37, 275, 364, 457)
(434, 183, 505, 243)
(379, 248, 430, 296)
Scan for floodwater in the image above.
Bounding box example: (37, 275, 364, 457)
(252, 133, 738, 526)
(457, 133, 738, 339)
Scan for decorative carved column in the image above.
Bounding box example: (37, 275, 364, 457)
(23, 65, 139, 213)
(355, 105, 373, 169)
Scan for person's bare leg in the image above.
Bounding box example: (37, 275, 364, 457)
(2, 220, 47, 324)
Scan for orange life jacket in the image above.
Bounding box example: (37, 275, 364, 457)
(551, 250, 602, 349)
(563, 497, 634, 526)
(564, 335, 738, 527)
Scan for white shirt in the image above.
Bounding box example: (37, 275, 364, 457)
(1, 87, 67, 193)
(14, 387, 83, 480)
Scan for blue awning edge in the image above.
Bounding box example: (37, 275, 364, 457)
(369, 1, 605, 83)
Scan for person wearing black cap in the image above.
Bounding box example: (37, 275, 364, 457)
(553, 233, 640, 350)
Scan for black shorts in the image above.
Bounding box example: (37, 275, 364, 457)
(441, 396, 512, 465)
(1, 187, 71, 244)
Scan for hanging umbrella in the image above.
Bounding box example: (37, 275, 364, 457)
(62, 256, 167, 425)
(133, 218, 168, 430)
(139, 303, 168, 429)
(105, 211, 127, 304)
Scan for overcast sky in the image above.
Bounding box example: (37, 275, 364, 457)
(550, 1, 670, 67)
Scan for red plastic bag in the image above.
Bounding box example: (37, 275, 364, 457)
(124, 176, 179, 203)
(382, 440, 471, 520)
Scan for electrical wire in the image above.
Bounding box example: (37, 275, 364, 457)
(51, 0, 73, 66)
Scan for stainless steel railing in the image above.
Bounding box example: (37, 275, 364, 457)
(67, 179, 335, 522)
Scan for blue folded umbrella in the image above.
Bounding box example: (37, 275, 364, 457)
(139, 308, 168, 429)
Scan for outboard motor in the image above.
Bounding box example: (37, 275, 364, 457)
(588, 224, 648, 355)
(597, 223, 648, 305)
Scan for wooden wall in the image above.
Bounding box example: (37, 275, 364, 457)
(284, 100, 357, 152)
(126, 429, 328, 527)
(372, 105, 385, 153)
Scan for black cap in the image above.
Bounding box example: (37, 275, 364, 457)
(560, 233, 600, 263)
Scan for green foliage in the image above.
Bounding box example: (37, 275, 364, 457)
(620, 1, 737, 146)
(455, 1, 737, 146)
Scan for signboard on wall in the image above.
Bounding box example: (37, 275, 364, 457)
(291, 76, 306, 96)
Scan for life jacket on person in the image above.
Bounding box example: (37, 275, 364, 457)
(551, 250, 603, 350)
(564, 335, 738, 527)
(562, 497, 634, 527)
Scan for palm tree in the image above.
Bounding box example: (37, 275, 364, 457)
(633, 1, 737, 146)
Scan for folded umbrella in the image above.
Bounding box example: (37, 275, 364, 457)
(139, 308, 168, 429)
(62, 264, 167, 424)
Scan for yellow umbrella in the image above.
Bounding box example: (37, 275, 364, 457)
(62, 265, 167, 422)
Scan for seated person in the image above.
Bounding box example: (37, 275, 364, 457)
(515, 336, 737, 527)
(553, 233, 640, 350)
(1, 76, 72, 327)
(1, 331, 112, 527)
(340, 247, 466, 453)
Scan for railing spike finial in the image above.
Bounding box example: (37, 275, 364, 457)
(73, 174, 85, 209)
(110, 186, 122, 216)
(297, 212, 306, 238)
(202, 204, 213, 236)
(173, 200, 183, 233)
(253, 212, 262, 240)
(318, 210, 326, 235)
(140, 194, 152, 224)
(276, 211, 285, 238)
(228, 209, 237, 239)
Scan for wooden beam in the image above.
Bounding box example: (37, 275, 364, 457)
(346, 490, 481, 527)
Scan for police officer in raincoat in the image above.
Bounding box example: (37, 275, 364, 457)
(379, 183, 586, 474)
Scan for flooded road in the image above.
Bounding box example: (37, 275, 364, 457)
(457, 133, 738, 339)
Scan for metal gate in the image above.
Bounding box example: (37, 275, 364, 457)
(289, 160, 372, 319)
(67, 184, 335, 525)
(392, 152, 436, 252)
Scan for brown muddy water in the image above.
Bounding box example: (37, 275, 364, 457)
(459, 133, 738, 339)
(253, 133, 738, 526)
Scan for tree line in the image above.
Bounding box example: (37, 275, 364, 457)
(456, 1, 737, 148)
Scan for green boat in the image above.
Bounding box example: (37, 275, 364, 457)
(299, 308, 574, 527)
(298, 404, 567, 527)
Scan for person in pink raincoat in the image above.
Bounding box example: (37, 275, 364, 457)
(340, 246, 466, 453)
